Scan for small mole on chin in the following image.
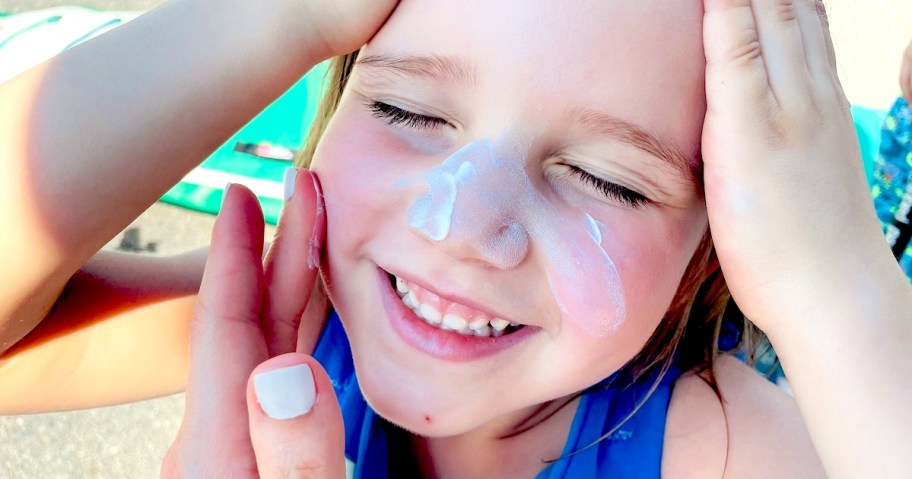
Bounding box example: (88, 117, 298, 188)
(424, 415, 432, 424)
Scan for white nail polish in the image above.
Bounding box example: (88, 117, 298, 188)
(283, 168, 298, 202)
(220, 182, 233, 209)
(253, 364, 315, 420)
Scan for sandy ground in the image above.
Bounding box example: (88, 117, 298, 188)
(1, 0, 910, 478)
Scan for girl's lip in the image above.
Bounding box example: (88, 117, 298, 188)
(375, 267, 537, 361)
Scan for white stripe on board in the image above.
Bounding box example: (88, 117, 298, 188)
(0, 8, 139, 84)
(180, 167, 284, 200)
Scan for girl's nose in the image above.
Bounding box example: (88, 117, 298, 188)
(408, 140, 532, 269)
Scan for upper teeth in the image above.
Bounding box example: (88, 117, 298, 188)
(419, 304, 442, 324)
(396, 276, 409, 294)
(393, 274, 517, 337)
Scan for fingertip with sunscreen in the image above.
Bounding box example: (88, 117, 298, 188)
(308, 171, 325, 270)
(280, 167, 324, 270)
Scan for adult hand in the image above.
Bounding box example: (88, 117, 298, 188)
(161, 171, 345, 478)
(902, 38, 912, 104)
(301, 0, 400, 58)
(701, 0, 887, 335)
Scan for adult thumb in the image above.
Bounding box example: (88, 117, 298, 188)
(246, 353, 346, 479)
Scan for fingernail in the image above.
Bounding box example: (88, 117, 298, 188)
(221, 182, 234, 209)
(254, 363, 316, 420)
(308, 172, 325, 270)
(283, 167, 298, 202)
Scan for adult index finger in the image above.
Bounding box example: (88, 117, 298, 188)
(180, 184, 268, 471)
(262, 169, 327, 357)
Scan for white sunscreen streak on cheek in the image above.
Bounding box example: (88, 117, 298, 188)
(584, 213, 602, 244)
(583, 214, 627, 333)
(545, 214, 627, 337)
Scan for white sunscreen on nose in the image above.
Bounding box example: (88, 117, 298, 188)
(408, 139, 532, 268)
(407, 149, 477, 240)
(406, 136, 627, 337)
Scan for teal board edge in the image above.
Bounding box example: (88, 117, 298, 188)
(851, 104, 888, 185)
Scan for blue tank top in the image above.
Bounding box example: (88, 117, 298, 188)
(313, 311, 683, 478)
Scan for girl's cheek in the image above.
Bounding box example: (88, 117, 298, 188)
(313, 113, 426, 228)
(610, 210, 708, 325)
(547, 203, 705, 341)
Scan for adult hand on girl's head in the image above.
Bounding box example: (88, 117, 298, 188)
(902, 38, 912, 104)
(161, 174, 345, 478)
(701, 0, 889, 336)
(300, 0, 400, 58)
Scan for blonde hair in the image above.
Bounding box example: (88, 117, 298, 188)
(295, 51, 772, 433)
(296, 53, 358, 170)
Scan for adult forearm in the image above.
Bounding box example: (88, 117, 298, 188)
(768, 250, 912, 479)
(0, 0, 325, 350)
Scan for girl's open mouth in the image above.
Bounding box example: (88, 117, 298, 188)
(376, 268, 535, 361)
(388, 273, 525, 337)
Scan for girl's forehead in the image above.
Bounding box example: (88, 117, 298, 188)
(367, 0, 706, 154)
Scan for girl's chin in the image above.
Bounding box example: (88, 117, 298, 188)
(353, 365, 496, 437)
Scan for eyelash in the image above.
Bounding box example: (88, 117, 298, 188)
(368, 101, 448, 130)
(367, 101, 650, 208)
(567, 165, 651, 208)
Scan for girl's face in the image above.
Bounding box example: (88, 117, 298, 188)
(312, 0, 707, 437)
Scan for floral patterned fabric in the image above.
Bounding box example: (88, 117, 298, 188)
(871, 97, 912, 280)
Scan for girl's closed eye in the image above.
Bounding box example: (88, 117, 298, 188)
(367, 100, 450, 131)
(564, 165, 652, 208)
(369, 99, 652, 208)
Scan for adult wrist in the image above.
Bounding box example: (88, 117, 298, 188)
(764, 244, 911, 356)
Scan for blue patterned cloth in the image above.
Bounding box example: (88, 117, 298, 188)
(871, 97, 912, 279)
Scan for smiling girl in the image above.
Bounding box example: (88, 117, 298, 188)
(266, 2, 810, 476)
(1, 0, 910, 478)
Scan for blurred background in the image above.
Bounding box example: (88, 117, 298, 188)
(1, 0, 911, 477)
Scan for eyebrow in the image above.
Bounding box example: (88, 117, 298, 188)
(563, 107, 699, 181)
(355, 54, 477, 88)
